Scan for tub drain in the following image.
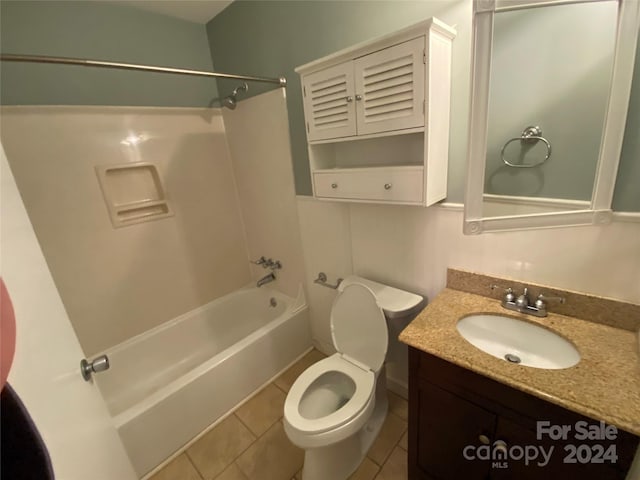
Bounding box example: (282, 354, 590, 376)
(269, 297, 277, 307)
(504, 353, 521, 364)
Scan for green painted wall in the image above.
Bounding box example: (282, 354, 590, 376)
(206, 0, 472, 199)
(613, 35, 640, 212)
(206, 0, 638, 211)
(1, 1, 217, 107)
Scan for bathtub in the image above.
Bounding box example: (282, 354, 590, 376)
(95, 285, 311, 477)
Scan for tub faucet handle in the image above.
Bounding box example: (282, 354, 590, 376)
(250, 256, 267, 266)
(263, 258, 282, 270)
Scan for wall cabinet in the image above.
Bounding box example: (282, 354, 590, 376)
(296, 18, 456, 206)
(408, 347, 639, 480)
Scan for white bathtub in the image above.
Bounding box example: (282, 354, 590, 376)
(95, 285, 311, 477)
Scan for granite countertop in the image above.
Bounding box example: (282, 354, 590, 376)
(399, 287, 640, 436)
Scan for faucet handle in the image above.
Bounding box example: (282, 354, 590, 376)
(263, 258, 282, 270)
(535, 293, 566, 310)
(250, 256, 267, 266)
(269, 260, 282, 270)
(515, 287, 530, 309)
(490, 284, 515, 303)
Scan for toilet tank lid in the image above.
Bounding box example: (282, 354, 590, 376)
(338, 276, 425, 319)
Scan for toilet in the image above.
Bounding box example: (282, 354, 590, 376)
(283, 276, 424, 480)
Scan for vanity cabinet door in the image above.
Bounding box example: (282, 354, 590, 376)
(414, 379, 495, 480)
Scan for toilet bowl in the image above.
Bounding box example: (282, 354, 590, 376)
(283, 276, 424, 480)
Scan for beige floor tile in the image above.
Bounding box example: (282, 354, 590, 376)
(187, 415, 256, 479)
(367, 413, 407, 466)
(375, 447, 407, 480)
(235, 383, 286, 436)
(274, 349, 327, 393)
(213, 463, 249, 480)
(149, 454, 202, 480)
(236, 421, 304, 480)
(398, 430, 408, 451)
(388, 392, 408, 421)
(348, 457, 380, 480)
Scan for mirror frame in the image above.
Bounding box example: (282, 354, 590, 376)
(464, 0, 640, 234)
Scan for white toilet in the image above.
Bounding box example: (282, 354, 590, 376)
(283, 276, 424, 480)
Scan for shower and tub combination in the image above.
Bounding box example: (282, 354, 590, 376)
(0, 54, 304, 477)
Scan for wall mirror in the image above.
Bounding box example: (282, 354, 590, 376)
(464, 0, 639, 234)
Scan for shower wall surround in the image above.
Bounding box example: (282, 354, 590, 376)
(222, 90, 306, 298)
(1, 107, 252, 356)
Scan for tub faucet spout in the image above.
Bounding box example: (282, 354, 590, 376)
(257, 272, 276, 287)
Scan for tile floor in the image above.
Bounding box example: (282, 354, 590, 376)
(149, 349, 408, 480)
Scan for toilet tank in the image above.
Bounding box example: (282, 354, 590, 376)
(338, 276, 426, 320)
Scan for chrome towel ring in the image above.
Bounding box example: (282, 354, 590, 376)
(500, 125, 552, 168)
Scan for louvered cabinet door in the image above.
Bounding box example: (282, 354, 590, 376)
(302, 62, 357, 141)
(354, 37, 426, 136)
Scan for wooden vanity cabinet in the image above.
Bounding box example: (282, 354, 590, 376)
(408, 347, 639, 480)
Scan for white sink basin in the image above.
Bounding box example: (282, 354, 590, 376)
(456, 314, 580, 370)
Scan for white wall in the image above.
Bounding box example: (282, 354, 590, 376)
(297, 198, 640, 389)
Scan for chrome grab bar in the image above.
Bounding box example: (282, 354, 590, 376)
(500, 125, 552, 168)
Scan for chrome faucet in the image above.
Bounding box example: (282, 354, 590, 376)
(257, 272, 276, 287)
(250, 256, 282, 270)
(491, 285, 565, 318)
(515, 287, 531, 311)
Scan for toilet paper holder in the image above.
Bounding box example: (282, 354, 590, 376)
(314, 272, 343, 290)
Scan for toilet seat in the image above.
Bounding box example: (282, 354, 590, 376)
(284, 354, 374, 436)
(331, 283, 388, 372)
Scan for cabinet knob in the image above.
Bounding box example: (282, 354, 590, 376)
(355, 94, 363, 101)
(493, 440, 508, 454)
(345, 96, 353, 103)
(331, 183, 338, 189)
(384, 183, 392, 190)
(478, 434, 490, 445)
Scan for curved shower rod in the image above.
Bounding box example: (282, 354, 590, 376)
(0, 53, 287, 86)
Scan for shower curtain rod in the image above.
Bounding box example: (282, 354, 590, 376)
(0, 54, 287, 86)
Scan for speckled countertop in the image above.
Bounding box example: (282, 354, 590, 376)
(399, 287, 640, 436)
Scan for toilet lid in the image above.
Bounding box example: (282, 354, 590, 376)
(330, 283, 388, 371)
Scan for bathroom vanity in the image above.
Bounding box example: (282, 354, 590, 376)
(408, 349, 638, 479)
(400, 270, 640, 480)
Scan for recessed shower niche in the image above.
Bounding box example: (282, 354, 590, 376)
(95, 162, 173, 228)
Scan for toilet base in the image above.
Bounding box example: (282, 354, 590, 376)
(301, 385, 389, 480)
